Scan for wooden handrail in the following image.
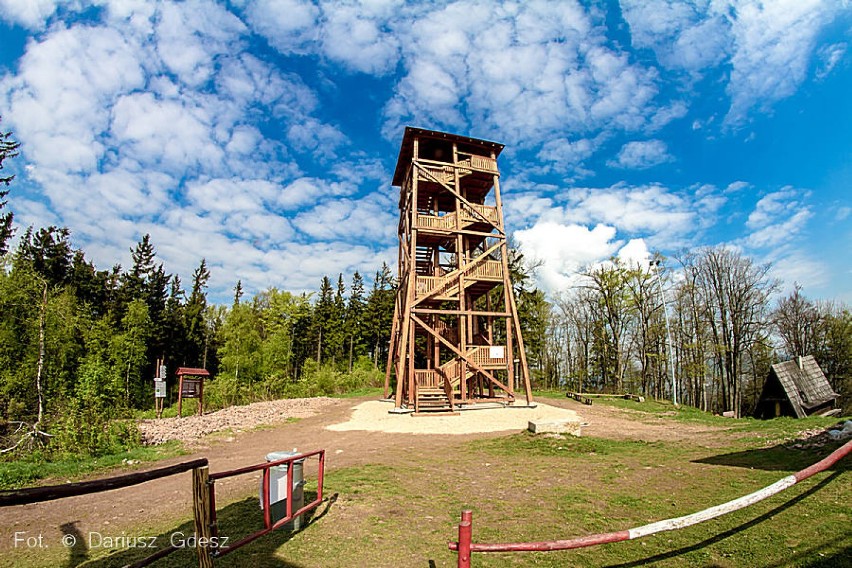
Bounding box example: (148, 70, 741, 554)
(0, 458, 209, 507)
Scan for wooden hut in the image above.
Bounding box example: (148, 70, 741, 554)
(754, 356, 837, 418)
(383, 127, 532, 414)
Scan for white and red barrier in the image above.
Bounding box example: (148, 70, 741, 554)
(450, 439, 852, 567)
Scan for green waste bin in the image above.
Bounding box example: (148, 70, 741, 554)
(261, 450, 305, 530)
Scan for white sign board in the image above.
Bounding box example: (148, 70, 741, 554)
(489, 346, 505, 359)
(154, 380, 167, 398)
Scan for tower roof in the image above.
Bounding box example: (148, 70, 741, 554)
(391, 126, 504, 187)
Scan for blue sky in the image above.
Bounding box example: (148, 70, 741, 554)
(0, 0, 850, 304)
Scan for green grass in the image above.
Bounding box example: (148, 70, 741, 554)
(0, 441, 185, 490)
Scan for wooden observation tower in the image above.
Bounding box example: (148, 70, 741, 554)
(384, 127, 532, 413)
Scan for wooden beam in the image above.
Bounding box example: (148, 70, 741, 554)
(0, 459, 209, 507)
(413, 308, 510, 317)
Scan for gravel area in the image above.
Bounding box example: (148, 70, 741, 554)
(137, 397, 338, 445)
(326, 400, 582, 434)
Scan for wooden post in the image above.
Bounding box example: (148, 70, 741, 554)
(192, 465, 214, 568)
(178, 375, 184, 417)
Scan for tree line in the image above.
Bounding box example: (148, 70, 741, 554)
(532, 251, 851, 416)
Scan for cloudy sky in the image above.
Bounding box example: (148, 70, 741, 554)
(0, 0, 850, 304)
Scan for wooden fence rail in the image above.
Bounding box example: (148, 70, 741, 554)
(0, 458, 209, 507)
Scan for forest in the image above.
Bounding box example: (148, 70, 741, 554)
(1, 118, 850, 461)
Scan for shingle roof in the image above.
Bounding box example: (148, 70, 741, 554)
(770, 356, 837, 418)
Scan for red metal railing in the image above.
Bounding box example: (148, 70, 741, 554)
(449, 440, 852, 567)
(207, 449, 325, 558)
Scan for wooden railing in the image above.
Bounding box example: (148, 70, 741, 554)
(415, 369, 440, 388)
(416, 260, 502, 300)
(417, 211, 456, 230)
(460, 204, 499, 226)
(468, 260, 503, 280)
(458, 154, 497, 172)
(469, 345, 508, 367)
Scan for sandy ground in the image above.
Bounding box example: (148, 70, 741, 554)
(326, 400, 581, 434)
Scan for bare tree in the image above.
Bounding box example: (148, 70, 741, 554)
(773, 284, 821, 357)
(692, 246, 777, 416)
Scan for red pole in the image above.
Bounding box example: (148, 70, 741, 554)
(457, 510, 472, 568)
(262, 468, 271, 529)
(317, 451, 325, 502)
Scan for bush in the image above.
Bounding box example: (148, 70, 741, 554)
(49, 401, 140, 458)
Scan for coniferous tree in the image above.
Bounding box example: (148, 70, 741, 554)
(311, 276, 334, 365)
(346, 271, 367, 371)
(0, 117, 20, 255)
(184, 259, 211, 366)
(363, 263, 396, 369)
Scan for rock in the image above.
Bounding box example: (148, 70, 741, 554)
(528, 418, 582, 436)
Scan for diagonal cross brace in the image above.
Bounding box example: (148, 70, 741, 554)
(410, 314, 513, 395)
(413, 240, 503, 307)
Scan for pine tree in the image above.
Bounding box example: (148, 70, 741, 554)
(311, 276, 334, 365)
(0, 118, 20, 255)
(346, 271, 367, 371)
(184, 259, 211, 366)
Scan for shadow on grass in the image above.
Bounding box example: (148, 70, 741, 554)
(604, 472, 847, 568)
(692, 440, 851, 473)
(61, 491, 337, 568)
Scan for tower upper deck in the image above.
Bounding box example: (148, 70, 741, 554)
(391, 127, 504, 193)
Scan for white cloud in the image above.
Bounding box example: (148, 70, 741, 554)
(620, 0, 731, 74)
(617, 238, 651, 268)
(609, 139, 673, 169)
(240, 0, 320, 54)
(0, 0, 383, 303)
(743, 187, 812, 249)
(155, 0, 247, 87)
(382, 0, 664, 149)
(537, 137, 600, 173)
(620, 0, 845, 126)
(725, 0, 839, 125)
(320, 0, 402, 74)
(816, 42, 847, 80)
(0, 0, 63, 29)
(514, 222, 621, 291)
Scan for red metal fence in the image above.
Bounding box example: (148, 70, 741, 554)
(205, 449, 325, 559)
(449, 439, 852, 568)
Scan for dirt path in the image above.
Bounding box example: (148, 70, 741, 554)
(0, 396, 731, 564)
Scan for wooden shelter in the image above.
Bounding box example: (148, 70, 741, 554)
(176, 367, 210, 416)
(383, 127, 532, 413)
(754, 356, 837, 418)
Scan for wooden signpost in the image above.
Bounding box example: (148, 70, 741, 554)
(176, 367, 210, 417)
